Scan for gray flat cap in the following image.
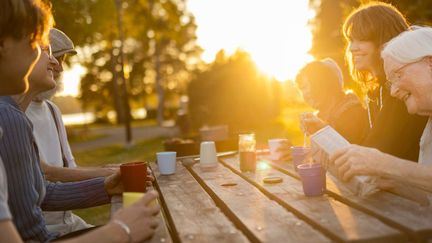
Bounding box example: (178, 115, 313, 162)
(49, 28, 77, 57)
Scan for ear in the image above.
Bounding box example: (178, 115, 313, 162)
(0, 38, 4, 55)
(427, 56, 432, 68)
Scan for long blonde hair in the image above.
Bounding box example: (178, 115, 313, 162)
(343, 2, 408, 92)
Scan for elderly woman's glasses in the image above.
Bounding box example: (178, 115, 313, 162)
(385, 58, 425, 89)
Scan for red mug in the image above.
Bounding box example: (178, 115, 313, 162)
(120, 161, 148, 192)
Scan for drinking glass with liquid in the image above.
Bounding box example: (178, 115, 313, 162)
(239, 133, 256, 172)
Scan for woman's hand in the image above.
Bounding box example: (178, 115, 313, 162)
(111, 191, 160, 242)
(329, 144, 384, 181)
(300, 112, 326, 135)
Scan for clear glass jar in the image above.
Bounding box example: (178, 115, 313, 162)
(238, 133, 256, 172)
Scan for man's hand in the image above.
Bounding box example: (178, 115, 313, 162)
(104, 171, 124, 196)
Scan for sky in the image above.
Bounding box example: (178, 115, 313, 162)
(59, 0, 314, 97)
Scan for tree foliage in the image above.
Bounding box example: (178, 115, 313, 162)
(188, 50, 279, 133)
(51, 0, 201, 123)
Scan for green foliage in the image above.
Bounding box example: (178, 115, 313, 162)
(51, 0, 202, 121)
(188, 50, 279, 133)
(308, 0, 358, 92)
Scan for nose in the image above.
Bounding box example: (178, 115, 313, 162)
(390, 85, 398, 97)
(53, 57, 63, 73)
(49, 55, 59, 67)
(390, 85, 407, 101)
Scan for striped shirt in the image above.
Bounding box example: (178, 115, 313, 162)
(0, 96, 110, 242)
(0, 126, 11, 221)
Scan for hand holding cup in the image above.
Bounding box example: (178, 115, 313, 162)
(300, 112, 327, 135)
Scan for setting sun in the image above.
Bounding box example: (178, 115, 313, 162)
(188, 0, 314, 81)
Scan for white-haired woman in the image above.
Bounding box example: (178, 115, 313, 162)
(330, 27, 432, 194)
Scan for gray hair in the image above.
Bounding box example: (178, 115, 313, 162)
(382, 26, 432, 63)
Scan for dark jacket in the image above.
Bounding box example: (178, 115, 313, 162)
(319, 93, 369, 144)
(362, 86, 428, 161)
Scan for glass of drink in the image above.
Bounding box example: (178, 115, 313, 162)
(239, 133, 256, 172)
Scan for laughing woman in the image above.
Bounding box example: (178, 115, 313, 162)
(330, 27, 432, 193)
(342, 2, 428, 161)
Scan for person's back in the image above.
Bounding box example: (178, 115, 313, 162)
(0, 96, 54, 241)
(323, 93, 368, 144)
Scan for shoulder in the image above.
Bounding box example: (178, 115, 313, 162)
(45, 100, 63, 115)
(0, 101, 26, 124)
(0, 100, 31, 135)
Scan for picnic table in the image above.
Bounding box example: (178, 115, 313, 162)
(145, 152, 432, 243)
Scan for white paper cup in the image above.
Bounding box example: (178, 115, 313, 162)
(200, 141, 218, 166)
(268, 139, 289, 161)
(157, 151, 176, 175)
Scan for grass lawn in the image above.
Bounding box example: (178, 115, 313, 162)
(72, 137, 164, 225)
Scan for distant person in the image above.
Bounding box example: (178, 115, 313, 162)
(296, 58, 369, 144)
(26, 28, 115, 235)
(342, 2, 427, 161)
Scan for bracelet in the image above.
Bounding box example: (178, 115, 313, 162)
(112, 219, 132, 243)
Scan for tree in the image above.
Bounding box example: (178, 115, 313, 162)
(308, 0, 357, 90)
(126, 0, 202, 124)
(188, 50, 278, 133)
(51, 0, 201, 124)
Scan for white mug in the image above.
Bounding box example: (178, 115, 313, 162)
(157, 151, 176, 175)
(200, 141, 218, 166)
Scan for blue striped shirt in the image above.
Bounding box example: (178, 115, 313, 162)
(0, 96, 110, 242)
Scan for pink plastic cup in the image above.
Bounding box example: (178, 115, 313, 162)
(290, 146, 311, 171)
(297, 163, 326, 197)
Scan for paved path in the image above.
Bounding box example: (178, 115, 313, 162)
(71, 125, 179, 152)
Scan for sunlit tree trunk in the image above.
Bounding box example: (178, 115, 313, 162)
(155, 44, 165, 125)
(111, 44, 123, 124)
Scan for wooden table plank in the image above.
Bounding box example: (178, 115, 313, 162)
(151, 162, 249, 243)
(268, 159, 432, 242)
(219, 155, 405, 242)
(186, 160, 331, 243)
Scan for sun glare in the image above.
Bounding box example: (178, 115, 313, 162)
(61, 0, 315, 97)
(188, 0, 315, 81)
(58, 64, 86, 97)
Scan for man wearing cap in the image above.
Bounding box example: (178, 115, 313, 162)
(25, 28, 116, 235)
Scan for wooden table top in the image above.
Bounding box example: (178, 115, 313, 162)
(148, 152, 432, 243)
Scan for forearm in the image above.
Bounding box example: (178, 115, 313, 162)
(42, 177, 110, 211)
(61, 222, 126, 243)
(0, 220, 22, 243)
(43, 165, 115, 182)
(376, 153, 432, 192)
